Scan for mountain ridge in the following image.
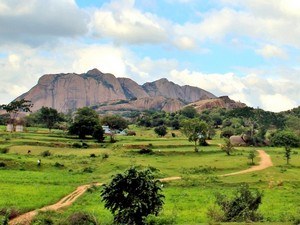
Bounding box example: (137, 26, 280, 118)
(16, 68, 244, 113)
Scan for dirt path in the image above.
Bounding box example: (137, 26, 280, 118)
(8, 177, 182, 225)
(221, 150, 273, 177)
(9, 183, 102, 225)
(9, 150, 272, 225)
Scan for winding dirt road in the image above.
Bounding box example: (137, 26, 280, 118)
(9, 178, 180, 225)
(9, 150, 272, 225)
(9, 183, 102, 225)
(221, 150, 273, 177)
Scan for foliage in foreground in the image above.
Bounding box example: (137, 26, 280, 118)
(101, 167, 164, 225)
(208, 184, 263, 222)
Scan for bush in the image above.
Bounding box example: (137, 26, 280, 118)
(0, 162, 6, 168)
(220, 128, 234, 138)
(270, 130, 300, 147)
(154, 125, 168, 137)
(90, 153, 96, 158)
(139, 148, 153, 154)
(145, 214, 176, 225)
(212, 184, 263, 222)
(41, 150, 51, 157)
(102, 153, 109, 159)
(72, 143, 82, 148)
(54, 162, 64, 168)
(81, 142, 89, 148)
(0, 148, 9, 154)
(83, 167, 93, 173)
(0, 208, 21, 220)
(67, 212, 98, 225)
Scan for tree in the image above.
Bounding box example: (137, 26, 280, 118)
(101, 167, 164, 225)
(214, 184, 263, 222)
(68, 107, 100, 139)
(101, 115, 128, 130)
(285, 146, 291, 164)
(270, 130, 300, 148)
(37, 107, 62, 131)
(180, 106, 198, 118)
(221, 139, 234, 156)
(92, 124, 105, 142)
(181, 118, 208, 152)
(154, 125, 167, 137)
(0, 99, 33, 130)
(248, 150, 256, 165)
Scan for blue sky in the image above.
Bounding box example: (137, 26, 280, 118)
(0, 0, 299, 112)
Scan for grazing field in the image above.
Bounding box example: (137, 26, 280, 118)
(0, 125, 299, 224)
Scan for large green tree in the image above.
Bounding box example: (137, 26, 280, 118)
(37, 107, 62, 131)
(101, 167, 164, 225)
(154, 125, 167, 137)
(180, 118, 208, 151)
(101, 114, 128, 130)
(270, 130, 300, 148)
(68, 107, 100, 139)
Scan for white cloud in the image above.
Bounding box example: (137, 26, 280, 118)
(72, 45, 129, 77)
(173, 36, 197, 50)
(91, 0, 168, 44)
(260, 94, 297, 112)
(0, 0, 88, 46)
(256, 44, 287, 59)
(169, 69, 299, 112)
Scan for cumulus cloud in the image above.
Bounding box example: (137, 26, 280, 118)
(0, 0, 88, 46)
(169, 69, 299, 112)
(256, 44, 287, 59)
(173, 0, 300, 54)
(91, 0, 168, 44)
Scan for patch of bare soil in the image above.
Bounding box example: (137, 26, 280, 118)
(221, 150, 273, 177)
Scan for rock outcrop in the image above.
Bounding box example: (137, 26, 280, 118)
(16, 69, 217, 112)
(187, 96, 246, 112)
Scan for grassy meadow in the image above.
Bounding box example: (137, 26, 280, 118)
(0, 125, 299, 224)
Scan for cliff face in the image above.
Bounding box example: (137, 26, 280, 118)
(17, 69, 217, 112)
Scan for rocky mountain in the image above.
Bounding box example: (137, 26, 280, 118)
(16, 68, 246, 113)
(187, 96, 247, 112)
(16, 68, 218, 112)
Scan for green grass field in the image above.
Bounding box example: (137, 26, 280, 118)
(0, 125, 299, 224)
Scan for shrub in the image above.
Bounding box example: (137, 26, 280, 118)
(41, 150, 51, 157)
(220, 128, 234, 138)
(154, 125, 167, 137)
(0, 148, 9, 154)
(102, 153, 109, 159)
(270, 130, 300, 147)
(0, 162, 6, 168)
(72, 143, 82, 148)
(139, 148, 153, 154)
(67, 212, 98, 225)
(90, 153, 96, 158)
(81, 142, 89, 148)
(212, 184, 263, 222)
(145, 214, 176, 225)
(83, 167, 93, 173)
(54, 162, 64, 168)
(0, 208, 21, 220)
